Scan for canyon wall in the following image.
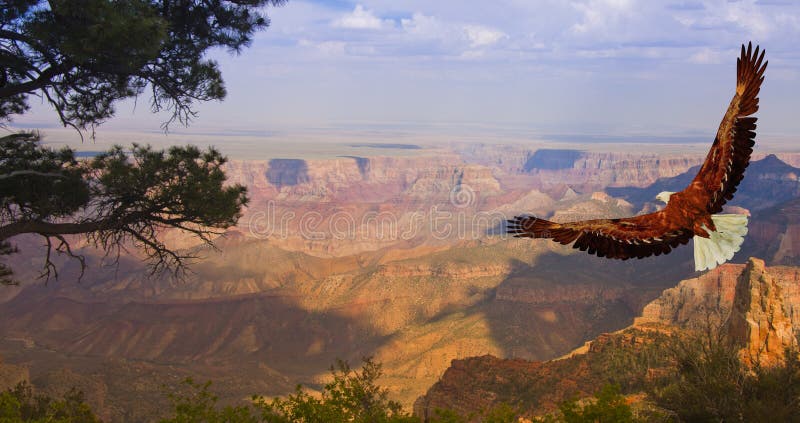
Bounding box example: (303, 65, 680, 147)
(4, 146, 800, 421)
(416, 258, 800, 419)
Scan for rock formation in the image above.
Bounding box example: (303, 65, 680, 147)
(415, 258, 800, 419)
(7, 146, 800, 420)
(726, 258, 797, 367)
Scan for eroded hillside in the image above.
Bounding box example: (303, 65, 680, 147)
(2, 143, 800, 421)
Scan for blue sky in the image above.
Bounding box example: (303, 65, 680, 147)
(14, 0, 800, 143)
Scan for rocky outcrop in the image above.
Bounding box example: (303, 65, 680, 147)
(10, 144, 800, 420)
(527, 152, 705, 192)
(636, 258, 800, 368)
(635, 263, 743, 327)
(726, 258, 797, 367)
(412, 329, 662, 421)
(415, 259, 800, 419)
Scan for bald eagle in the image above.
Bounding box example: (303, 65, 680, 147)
(508, 43, 767, 272)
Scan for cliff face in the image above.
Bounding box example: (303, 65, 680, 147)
(7, 146, 800, 420)
(457, 144, 705, 187)
(726, 258, 797, 367)
(635, 264, 743, 327)
(637, 259, 800, 336)
(415, 258, 800, 419)
(628, 258, 800, 369)
(216, 153, 800, 260)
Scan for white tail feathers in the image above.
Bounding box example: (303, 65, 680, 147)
(693, 214, 749, 271)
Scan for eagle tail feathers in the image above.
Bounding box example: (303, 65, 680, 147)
(693, 214, 748, 271)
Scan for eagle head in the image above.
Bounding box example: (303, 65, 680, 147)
(656, 191, 676, 204)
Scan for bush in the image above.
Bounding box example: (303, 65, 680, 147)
(535, 384, 642, 423)
(159, 357, 419, 423)
(160, 378, 259, 423)
(650, 329, 800, 422)
(0, 381, 101, 422)
(429, 403, 518, 423)
(258, 358, 417, 423)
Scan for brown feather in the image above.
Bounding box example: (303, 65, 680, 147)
(687, 43, 766, 214)
(507, 43, 764, 262)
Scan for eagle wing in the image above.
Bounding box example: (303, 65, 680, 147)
(686, 43, 767, 214)
(508, 43, 766, 261)
(507, 212, 692, 260)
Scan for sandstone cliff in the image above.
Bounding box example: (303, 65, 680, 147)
(415, 258, 800, 419)
(7, 147, 800, 421)
(637, 258, 800, 343)
(726, 258, 797, 367)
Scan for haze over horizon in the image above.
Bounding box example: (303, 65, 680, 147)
(10, 0, 800, 149)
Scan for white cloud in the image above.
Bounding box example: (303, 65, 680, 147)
(299, 39, 347, 56)
(673, 0, 779, 40)
(689, 47, 724, 64)
(464, 25, 507, 48)
(571, 0, 634, 34)
(400, 13, 506, 52)
(400, 13, 447, 39)
(332, 5, 391, 30)
(721, 0, 772, 39)
(73, 0, 800, 138)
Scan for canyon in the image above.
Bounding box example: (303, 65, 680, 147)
(2, 142, 800, 421)
(415, 257, 800, 420)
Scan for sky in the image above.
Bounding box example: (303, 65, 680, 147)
(12, 0, 800, 146)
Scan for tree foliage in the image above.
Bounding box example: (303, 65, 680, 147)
(1, 1, 286, 281)
(160, 378, 260, 423)
(554, 385, 639, 423)
(258, 357, 417, 423)
(158, 357, 419, 423)
(0, 381, 101, 422)
(1, 0, 287, 132)
(650, 329, 800, 422)
(0, 131, 248, 282)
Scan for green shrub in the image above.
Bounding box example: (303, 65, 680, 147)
(0, 382, 101, 422)
(535, 384, 642, 423)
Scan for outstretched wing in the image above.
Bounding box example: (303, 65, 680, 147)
(508, 44, 765, 261)
(507, 212, 692, 260)
(687, 43, 767, 214)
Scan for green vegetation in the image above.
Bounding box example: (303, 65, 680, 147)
(651, 330, 800, 422)
(0, 382, 101, 422)
(429, 385, 640, 423)
(257, 358, 417, 423)
(586, 330, 674, 392)
(11, 339, 800, 422)
(0, 132, 248, 282)
(419, 325, 800, 422)
(0, 369, 640, 423)
(429, 403, 520, 423)
(1, 1, 288, 282)
(536, 385, 641, 423)
(157, 357, 418, 423)
(160, 378, 261, 423)
(1, 0, 286, 131)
